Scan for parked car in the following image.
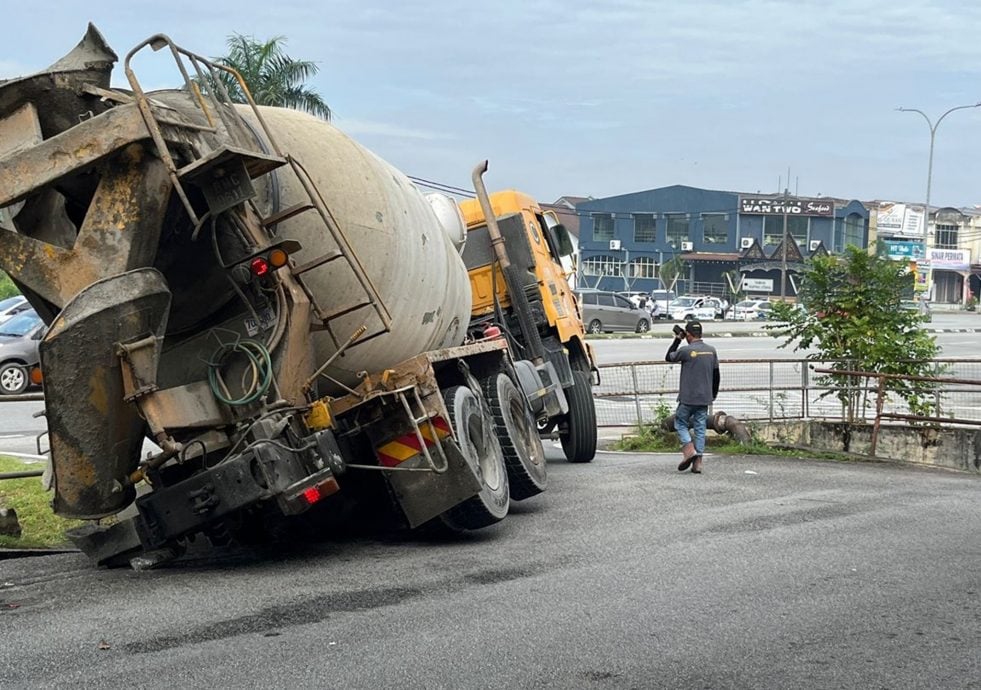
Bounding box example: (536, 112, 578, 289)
(733, 299, 773, 321)
(0, 309, 44, 395)
(577, 291, 651, 333)
(650, 290, 677, 319)
(700, 296, 728, 319)
(617, 291, 651, 309)
(900, 299, 932, 323)
(668, 296, 717, 322)
(0, 295, 29, 326)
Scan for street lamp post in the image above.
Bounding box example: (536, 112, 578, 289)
(897, 102, 981, 299)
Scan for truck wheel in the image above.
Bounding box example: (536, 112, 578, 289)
(482, 372, 546, 500)
(635, 319, 650, 333)
(560, 370, 597, 463)
(587, 319, 603, 334)
(440, 385, 510, 530)
(0, 363, 28, 395)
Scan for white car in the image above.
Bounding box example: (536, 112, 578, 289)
(668, 297, 716, 321)
(733, 299, 773, 321)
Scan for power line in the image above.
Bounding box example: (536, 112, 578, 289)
(407, 176, 476, 198)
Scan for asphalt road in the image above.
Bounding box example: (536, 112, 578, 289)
(591, 311, 981, 365)
(1, 445, 978, 689)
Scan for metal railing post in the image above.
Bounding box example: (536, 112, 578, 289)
(629, 364, 643, 427)
(768, 361, 775, 421)
(870, 374, 887, 456)
(801, 360, 808, 419)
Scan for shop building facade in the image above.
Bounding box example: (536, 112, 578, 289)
(576, 185, 870, 299)
(873, 201, 979, 304)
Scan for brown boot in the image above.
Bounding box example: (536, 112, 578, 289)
(691, 455, 703, 474)
(678, 442, 696, 471)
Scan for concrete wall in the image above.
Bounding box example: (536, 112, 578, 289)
(752, 420, 981, 474)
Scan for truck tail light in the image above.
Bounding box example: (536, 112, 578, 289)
(250, 257, 270, 277)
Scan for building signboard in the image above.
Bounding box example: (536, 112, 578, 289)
(875, 202, 925, 239)
(739, 197, 834, 217)
(742, 278, 774, 292)
(927, 248, 971, 271)
(883, 240, 925, 260)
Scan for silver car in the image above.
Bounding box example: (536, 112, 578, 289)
(578, 291, 651, 333)
(0, 295, 29, 325)
(0, 309, 44, 395)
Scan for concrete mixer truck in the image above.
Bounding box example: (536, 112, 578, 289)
(0, 27, 573, 567)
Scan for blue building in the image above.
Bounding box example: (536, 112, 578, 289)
(576, 185, 870, 299)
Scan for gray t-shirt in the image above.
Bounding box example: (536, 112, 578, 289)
(667, 339, 719, 405)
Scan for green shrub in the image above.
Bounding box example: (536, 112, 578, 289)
(0, 273, 20, 300)
(0, 456, 82, 548)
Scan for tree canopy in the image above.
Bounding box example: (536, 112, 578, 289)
(769, 245, 940, 420)
(214, 34, 331, 120)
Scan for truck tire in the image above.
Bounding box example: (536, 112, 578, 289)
(482, 372, 546, 500)
(560, 370, 597, 463)
(440, 385, 510, 530)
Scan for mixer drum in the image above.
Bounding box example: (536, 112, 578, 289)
(241, 107, 473, 390)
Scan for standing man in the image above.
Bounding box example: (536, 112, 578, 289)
(665, 321, 720, 473)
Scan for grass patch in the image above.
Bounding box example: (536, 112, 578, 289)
(0, 455, 83, 549)
(612, 424, 857, 463)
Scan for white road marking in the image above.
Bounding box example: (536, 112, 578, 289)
(0, 451, 47, 461)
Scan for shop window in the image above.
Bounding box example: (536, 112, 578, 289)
(935, 223, 958, 249)
(843, 213, 863, 248)
(764, 216, 808, 248)
(582, 255, 621, 277)
(702, 214, 728, 244)
(629, 257, 657, 278)
(763, 216, 784, 246)
(666, 214, 689, 248)
(789, 217, 808, 245)
(592, 213, 614, 242)
(633, 214, 656, 243)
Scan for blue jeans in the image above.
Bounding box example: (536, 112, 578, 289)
(675, 403, 709, 455)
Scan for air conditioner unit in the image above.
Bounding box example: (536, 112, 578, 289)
(809, 240, 821, 251)
(681, 241, 694, 251)
(609, 239, 621, 250)
(740, 237, 754, 249)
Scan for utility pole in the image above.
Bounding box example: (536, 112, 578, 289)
(897, 102, 981, 300)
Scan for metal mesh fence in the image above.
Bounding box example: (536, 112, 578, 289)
(594, 358, 981, 428)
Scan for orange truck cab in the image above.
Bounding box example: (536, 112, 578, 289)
(458, 190, 597, 462)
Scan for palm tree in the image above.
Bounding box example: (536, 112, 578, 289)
(213, 34, 331, 120)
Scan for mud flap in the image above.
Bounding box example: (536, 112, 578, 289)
(385, 440, 482, 528)
(41, 268, 171, 519)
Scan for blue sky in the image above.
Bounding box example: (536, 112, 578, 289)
(5, 1, 981, 207)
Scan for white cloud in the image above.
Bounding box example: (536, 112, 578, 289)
(5, 0, 981, 205)
(335, 117, 452, 141)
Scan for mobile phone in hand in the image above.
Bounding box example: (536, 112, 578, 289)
(673, 324, 684, 337)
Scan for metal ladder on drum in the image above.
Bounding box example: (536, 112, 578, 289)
(122, 34, 393, 351)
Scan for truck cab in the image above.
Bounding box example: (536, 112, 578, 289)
(458, 190, 597, 463)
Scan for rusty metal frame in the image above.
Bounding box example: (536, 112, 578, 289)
(0, 103, 151, 209)
(122, 33, 286, 225)
(120, 33, 392, 358)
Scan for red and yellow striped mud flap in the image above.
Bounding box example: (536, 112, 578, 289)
(376, 416, 451, 467)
